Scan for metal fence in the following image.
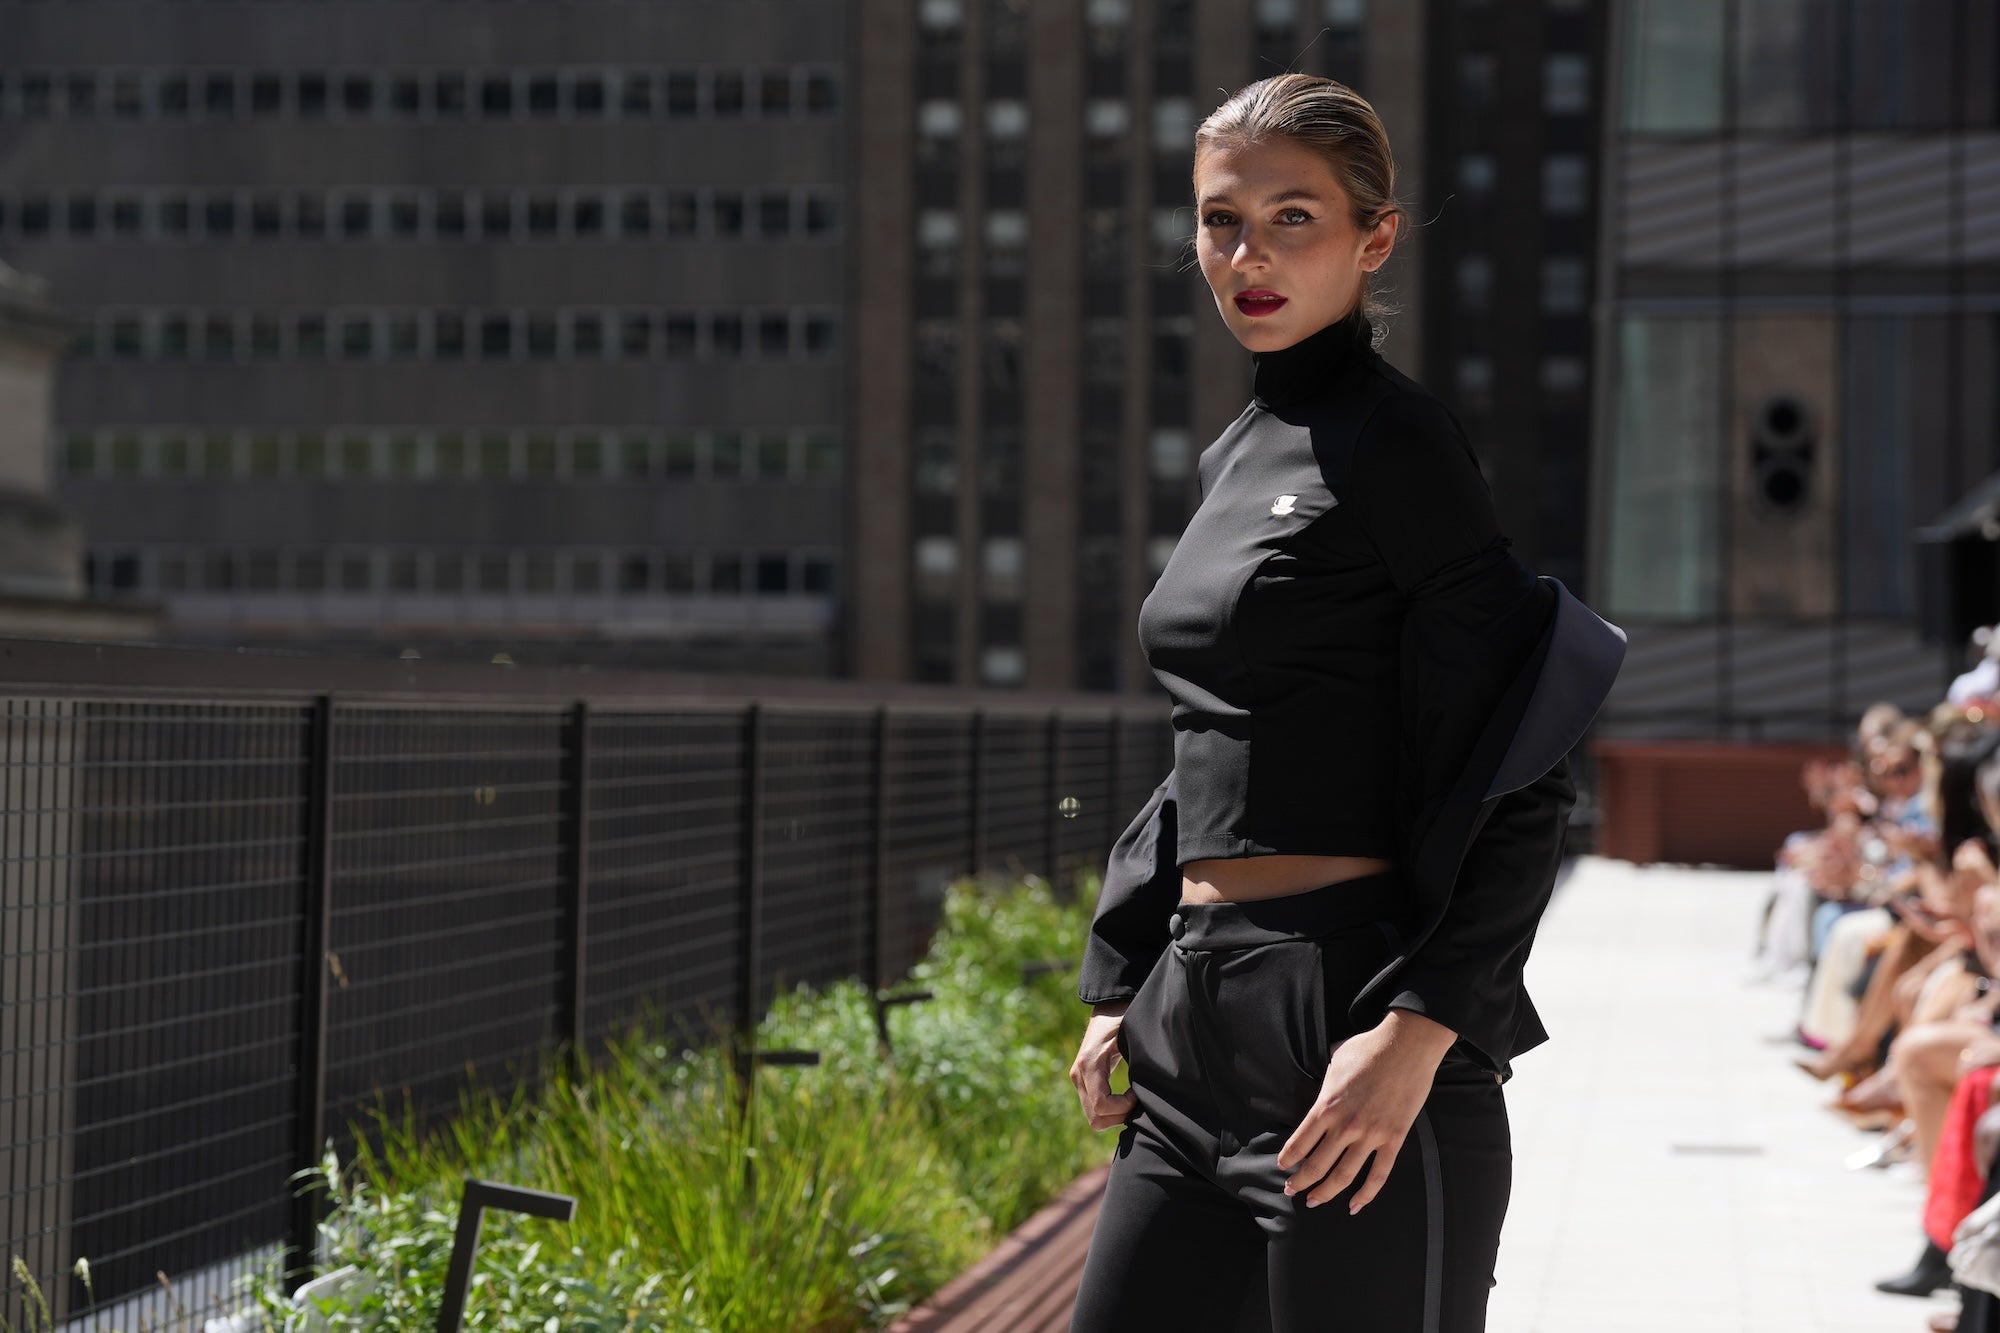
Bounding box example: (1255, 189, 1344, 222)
(0, 638, 1173, 1328)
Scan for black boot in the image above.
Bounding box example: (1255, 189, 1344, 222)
(1875, 1238, 1953, 1297)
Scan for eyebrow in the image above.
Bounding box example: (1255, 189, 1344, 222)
(1197, 188, 1323, 208)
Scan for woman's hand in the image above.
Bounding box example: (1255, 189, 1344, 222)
(1957, 1030, 2000, 1078)
(1276, 1008, 1460, 1215)
(1071, 1000, 1136, 1131)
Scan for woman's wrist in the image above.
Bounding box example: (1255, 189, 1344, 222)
(1379, 1006, 1461, 1059)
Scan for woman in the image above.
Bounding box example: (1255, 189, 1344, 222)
(1066, 75, 1624, 1333)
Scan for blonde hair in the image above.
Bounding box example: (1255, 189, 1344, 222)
(1191, 73, 1409, 347)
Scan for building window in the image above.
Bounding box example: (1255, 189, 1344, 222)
(1621, 0, 1724, 132)
(982, 536, 1024, 600)
(1543, 53, 1590, 116)
(1456, 254, 1493, 311)
(1541, 256, 1588, 314)
(1541, 355, 1587, 396)
(980, 644, 1025, 686)
(1459, 53, 1497, 110)
(1147, 428, 1191, 480)
(1605, 316, 1721, 616)
(1543, 155, 1588, 214)
(1458, 153, 1497, 197)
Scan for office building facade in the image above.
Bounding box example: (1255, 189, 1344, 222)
(0, 0, 848, 674)
(1593, 0, 2000, 738)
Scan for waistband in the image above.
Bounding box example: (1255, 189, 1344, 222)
(1169, 868, 1413, 952)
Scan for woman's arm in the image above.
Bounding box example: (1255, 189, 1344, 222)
(1347, 388, 1567, 1076)
(1076, 770, 1181, 1006)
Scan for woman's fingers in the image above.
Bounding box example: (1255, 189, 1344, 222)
(1344, 1139, 1402, 1213)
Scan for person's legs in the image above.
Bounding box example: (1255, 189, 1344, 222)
(1070, 911, 1266, 1332)
(1801, 906, 1892, 1047)
(1067, 1124, 1267, 1332)
(1189, 880, 1512, 1333)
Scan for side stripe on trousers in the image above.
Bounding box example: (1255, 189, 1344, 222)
(1414, 1106, 1443, 1333)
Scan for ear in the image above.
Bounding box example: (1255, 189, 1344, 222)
(1360, 210, 1399, 272)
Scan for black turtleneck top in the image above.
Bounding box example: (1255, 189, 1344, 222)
(1133, 306, 1519, 866)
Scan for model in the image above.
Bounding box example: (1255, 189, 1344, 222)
(1066, 73, 1626, 1333)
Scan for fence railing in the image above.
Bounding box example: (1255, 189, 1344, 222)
(0, 636, 1173, 1328)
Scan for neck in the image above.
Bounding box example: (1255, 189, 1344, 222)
(1250, 306, 1372, 411)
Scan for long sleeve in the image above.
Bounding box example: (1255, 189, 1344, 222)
(1348, 391, 1564, 1072)
(1076, 770, 1180, 1005)
(1381, 751, 1576, 1075)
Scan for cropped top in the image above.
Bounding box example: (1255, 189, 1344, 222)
(1135, 305, 1518, 867)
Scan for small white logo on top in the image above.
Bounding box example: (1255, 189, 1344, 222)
(1270, 494, 1298, 516)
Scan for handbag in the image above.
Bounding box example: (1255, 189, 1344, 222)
(1951, 1188, 2000, 1295)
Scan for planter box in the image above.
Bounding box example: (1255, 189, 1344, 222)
(1592, 737, 1849, 869)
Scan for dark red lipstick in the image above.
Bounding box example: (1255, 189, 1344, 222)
(1234, 289, 1288, 317)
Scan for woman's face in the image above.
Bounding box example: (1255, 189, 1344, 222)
(1194, 135, 1396, 352)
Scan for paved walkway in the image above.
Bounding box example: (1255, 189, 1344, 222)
(1494, 855, 1955, 1333)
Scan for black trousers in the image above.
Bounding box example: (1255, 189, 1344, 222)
(1069, 871, 1513, 1333)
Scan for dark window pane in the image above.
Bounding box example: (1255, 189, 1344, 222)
(528, 76, 560, 115)
(621, 192, 653, 236)
(713, 191, 743, 236)
(296, 193, 326, 237)
(620, 313, 653, 356)
(711, 313, 743, 357)
(806, 71, 838, 113)
(664, 314, 697, 357)
(572, 195, 605, 236)
(760, 70, 792, 114)
(481, 194, 512, 238)
(204, 75, 236, 116)
(435, 193, 467, 237)
(759, 312, 789, 355)
(435, 313, 466, 357)
(526, 315, 557, 357)
(251, 194, 283, 236)
(391, 76, 423, 114)
(341, 75, 375, 115)
(480, 76, 513, 116)
(204, 195, 236, 237)
(573, 75, 606, 116)
(666, 72, 698, 116)
(756, 554, 789, 593)
(572, 313, 604, 356)
(434, 74, 467, 117)
(621, 72, 654, 115)
(480, 315, 513, 358)
(341, 196, 372, 237)
(295, 315, 327, 357)
(250, 75, 283, 115)
(759, 190, 790, 235)
(297, 74, 328, 117)
(65, 196, 96, 237)
(341, 316, 373, 358)
(666, 191, 697, 236)
(713, 71, 744, 115)
(527, 194, 559, 235)
(157, 77, 189, 116)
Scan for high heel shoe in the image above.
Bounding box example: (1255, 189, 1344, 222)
(1875, 1238, 1954, 1298)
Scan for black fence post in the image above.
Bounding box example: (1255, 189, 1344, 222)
(736, 702, 764, 1129)
(1045, 712, 1061, 894)
(967, 709, 985, 881)
(559, 700, 590, 1074)
(868, 705, 889, 997)
(288, 694, 335, 1292)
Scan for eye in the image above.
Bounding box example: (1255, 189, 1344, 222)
(1200, 207, 1314, 227)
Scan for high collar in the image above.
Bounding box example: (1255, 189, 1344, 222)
(1249, 306, 1373, 411)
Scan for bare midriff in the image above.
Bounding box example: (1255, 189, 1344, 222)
(1180, 854, 1396, 905)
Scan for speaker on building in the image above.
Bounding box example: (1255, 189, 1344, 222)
(1750, 393, 1815, 512)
